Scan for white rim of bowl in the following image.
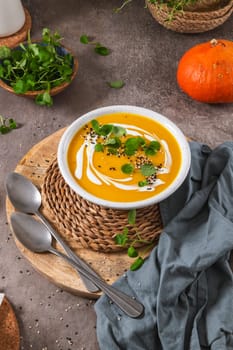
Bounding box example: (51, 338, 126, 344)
(57, 105, 191, 210)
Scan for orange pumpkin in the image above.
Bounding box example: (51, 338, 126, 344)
(177, 39, 233, 103)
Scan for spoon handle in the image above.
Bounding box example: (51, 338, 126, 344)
(36, 210, 100, 293)
(50, 247, 144, 319)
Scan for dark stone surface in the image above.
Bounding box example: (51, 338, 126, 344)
(1, 0, 233, 349)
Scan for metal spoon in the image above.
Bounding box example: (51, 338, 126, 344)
(5, 172, 99, 293)
(10, 212, 144, 318)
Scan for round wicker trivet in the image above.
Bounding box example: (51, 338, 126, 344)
(42, 159, 163, 253)
(0, 8, 32, 48)
(147, 0, 233, 33)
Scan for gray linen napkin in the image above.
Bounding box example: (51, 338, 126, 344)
(94, 141, 233, 350)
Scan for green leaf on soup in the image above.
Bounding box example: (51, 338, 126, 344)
(99, 124, 113, 136)
(138, 180, 148, 187)
(94, 143, 104, 152)
(125, 136, 145, 156)
(144, 140, 161, 156)
(91, 119, 100, 133)
(141, 164, 157, 177)
(121, 163, 134, 174)
(107, 148, 118, 155)
(104, 137, 121, 148)
(112, 125, 126, 137)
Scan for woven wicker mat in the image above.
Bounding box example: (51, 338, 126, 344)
(41, 159, 163, 253)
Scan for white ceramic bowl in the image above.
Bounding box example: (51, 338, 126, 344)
(58, 105, 191, 210)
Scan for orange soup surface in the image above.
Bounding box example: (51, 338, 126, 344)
(67, 113, 182, 202)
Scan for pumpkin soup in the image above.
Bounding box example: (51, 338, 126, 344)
(67, 112, 182, 202)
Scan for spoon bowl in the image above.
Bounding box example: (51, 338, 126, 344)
(6, 172, 41, 214)
(11, 212, 52, 253)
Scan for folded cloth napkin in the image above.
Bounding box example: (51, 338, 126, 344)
(94, 141, 233, 350)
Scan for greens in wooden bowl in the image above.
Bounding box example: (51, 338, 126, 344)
(0, 28, 78, 106)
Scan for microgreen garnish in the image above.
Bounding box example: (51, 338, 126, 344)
(91, 119, 100, 133)
(107, 80, 125, 89)
(121, 163, 134, 174)
(143, 140, 161, 156)
(94, 143, 104, 152)
(125, 137, 145, 156)
(91, 120, 161, 186)
(99, 124, 114, 136)
(91, 120, 113, 136)
(112, 125, 126, 137)
(141, 164, 157, 177)
(138, 180, 148, 187)
(0, 28, 74, 106)
(80, 34, 110, 56)
(114, 209, 153, 271)
(0, 115, 17, 134)
(104, 137, 121, 148)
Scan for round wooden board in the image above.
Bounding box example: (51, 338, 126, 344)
(0, 297, 20, 350)
(6, 128, 151, 299)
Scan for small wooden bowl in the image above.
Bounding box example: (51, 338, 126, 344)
(0, 42, 78, 99)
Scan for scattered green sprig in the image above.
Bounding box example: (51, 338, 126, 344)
(80, 34, 110, 56)
(80, 35, 125, 88)
(107, 80, 125, 89)
(0, 28, 74, 106)
(114, 209, 153, 270)
(0, 115, 17, 134)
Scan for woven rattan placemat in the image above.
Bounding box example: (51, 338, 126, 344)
(42, 159, 163, 253)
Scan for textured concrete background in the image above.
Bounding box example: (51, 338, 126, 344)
(1, 0, 233, 349)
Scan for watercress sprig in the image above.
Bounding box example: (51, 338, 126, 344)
(80, 34, 110, 56)
(0, 115, 17, 134)
(114, 209, 153, 270)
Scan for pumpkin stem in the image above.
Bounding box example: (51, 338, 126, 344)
(210, 38, 225, 47)
(210, 39, 218, 46)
